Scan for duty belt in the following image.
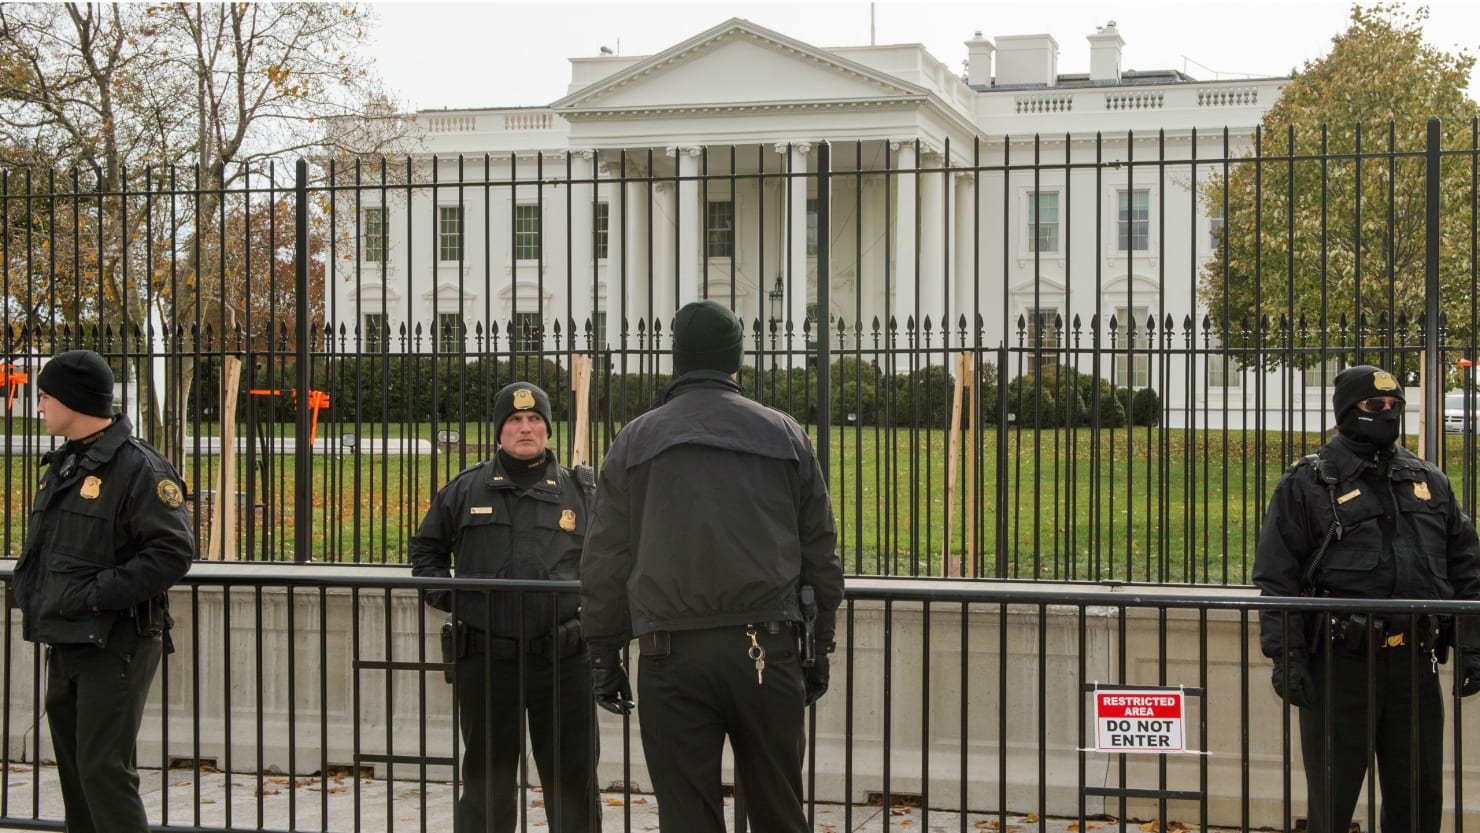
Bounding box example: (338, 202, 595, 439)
(1324, 613, 1437, 652)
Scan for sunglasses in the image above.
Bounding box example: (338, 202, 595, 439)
(1355, 396, 1402, 413)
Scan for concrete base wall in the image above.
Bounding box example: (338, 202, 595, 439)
(5, 574, 1478, 828)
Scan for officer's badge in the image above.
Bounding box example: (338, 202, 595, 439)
(513, 388, 536, 410)
(1414, 482, 1432, 501)
(560, 509, 577, 531)
(80, 476, 102, 500)
(156, 479, 183, 508)
(1373, 370, 1400, 391)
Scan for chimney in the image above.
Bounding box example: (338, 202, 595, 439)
(1088, 20, 1124, 83)
(965, 31, 995, 87)
(993, 34, 1059, 87)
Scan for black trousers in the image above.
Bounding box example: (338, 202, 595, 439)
(1299, 644, 1443, 833)
(45, 618, 163, 833)
(454, 647, 599, 833)
(638, 625, 808, 833)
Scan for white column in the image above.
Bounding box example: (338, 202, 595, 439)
(860, 175, 881, 337)
(569, 151, 596, 346)
(918, 149, 945, 345)
(624, 178, 651, 335)
(953, 171, 977, 341)
(600, 160, 624, 349)
(652, 180, 676, 329)
(891, 139, 918, 340)
(669, 145, 702, 307)
(776, 141, 812, 346)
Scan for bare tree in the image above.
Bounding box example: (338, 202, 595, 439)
(0, 2, 413, 463)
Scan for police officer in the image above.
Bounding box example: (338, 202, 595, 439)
(410, 382, 598, 833)
(580, 299, 845, 833)
(1253, 364, 1480, 833)
(11, 349, 194, 833)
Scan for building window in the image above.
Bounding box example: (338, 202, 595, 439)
(1208, 206, 1225, 251)
(1114, 305, 1151, 388)
(706, 200, 734, 258)
(363, 207, 384, 263)
(1205, 333, 1241, 388)
(515, 204, 541, 261)
(437, 313, 463, 354)
(513, 312, 541, 351)
(594, 311, 607, 348)
(1118, 189, 1149, 252)
(1302, 356, 1342, 389)
(1026, 306, 1060, 372)
(1029, 192, 1059, 253)
(438, 206, 463, 262)
(806, 197, 818, 256)
(594, 201, 609, 261)
(364, 313, 388, 353)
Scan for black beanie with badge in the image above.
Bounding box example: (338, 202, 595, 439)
(671, 299, 744, 376)
(492, 382, 552, 435)
(1331, 364, 1404, 420)
(38, 350, 116, 418)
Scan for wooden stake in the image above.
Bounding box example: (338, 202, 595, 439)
(943, 351, 969, 577)
(570, 354, 593, 467)
(208, 355, 242, 561)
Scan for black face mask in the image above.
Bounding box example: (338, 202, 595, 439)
(1338, 408, 1401, 450)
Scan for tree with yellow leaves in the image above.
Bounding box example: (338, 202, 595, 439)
(1198, 4, 1479, 381)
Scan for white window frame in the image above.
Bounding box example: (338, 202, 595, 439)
(1029, 191, 1060, 254)
(363, 313, 388, 353)
(362, 207, 384, 263)
(515, 204, 541, 261)
(1113, 305, 1151, 388)
(1205, 332, 1241, 388)
(594, 201, 609, 261)
(706, 200, 734, 259)
(438, 205, 463, 262)
(436, 312, 463, 353)
(1118, 189, 1150, 252)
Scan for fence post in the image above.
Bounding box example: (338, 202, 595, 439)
(1423, 117, 1442, 462)
(294, 158, 312, 562)
(816, 141, 831, 477)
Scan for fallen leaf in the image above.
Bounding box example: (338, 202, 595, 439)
(1069, 823, 1103, 831)
(632, 797, 648, 804)
(604, 798, 625, 807)
(901, 821, 913, 828)
(257, 787, 280, 796)
(1026, 813, 1040, 823)
(530, 800, 545, 808)
(890, 806, 913, 815)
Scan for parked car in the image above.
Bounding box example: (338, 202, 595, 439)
(1445, 391, 1480, 433)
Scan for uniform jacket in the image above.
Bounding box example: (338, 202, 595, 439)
(579, 371, 844, 652)
(409, 450, 589, 638)
(1253, 435, 1480, 658)
(12, 416, 194, 647)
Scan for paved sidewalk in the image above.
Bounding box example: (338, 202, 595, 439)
(0, 762, 1214, 832)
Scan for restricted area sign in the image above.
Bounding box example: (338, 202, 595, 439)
(1094, 688, 1185, 753)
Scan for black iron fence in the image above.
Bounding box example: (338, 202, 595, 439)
(4, 124, 1480, 577)
(0, 567, 1477, 832)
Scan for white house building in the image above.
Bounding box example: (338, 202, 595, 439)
(329, 17, 1292, 423)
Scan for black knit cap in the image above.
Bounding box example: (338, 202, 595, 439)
(492, 382, 552, 435)
(671, 299, 744, 376)
(1332, 364, 1405, 420)
(38, 350, 116, 418)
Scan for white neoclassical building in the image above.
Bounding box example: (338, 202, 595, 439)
(329, 17, 1288, 418)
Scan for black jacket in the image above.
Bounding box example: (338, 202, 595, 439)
(409, 450, 590, 638)
(580, 371, 844, 652)
(1253, 435, 1480, 658)
(13, 416, 194, 647)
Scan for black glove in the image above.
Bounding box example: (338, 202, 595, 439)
(804, 654, 830, 706)
(1456, 652, 1480, 698)
(590, 648, 633, 715)
(1271, 652, 1317, 710)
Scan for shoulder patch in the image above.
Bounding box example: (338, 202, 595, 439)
(157, 479, 184, 508)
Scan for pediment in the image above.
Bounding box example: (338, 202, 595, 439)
(553, 19, 926, 115)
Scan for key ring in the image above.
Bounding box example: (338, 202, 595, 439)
(746, 626, 765, 661)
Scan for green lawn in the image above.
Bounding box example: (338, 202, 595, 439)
(6, 424, 1476, 584)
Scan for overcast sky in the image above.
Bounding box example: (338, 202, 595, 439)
(360, 0, 1480, 112)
